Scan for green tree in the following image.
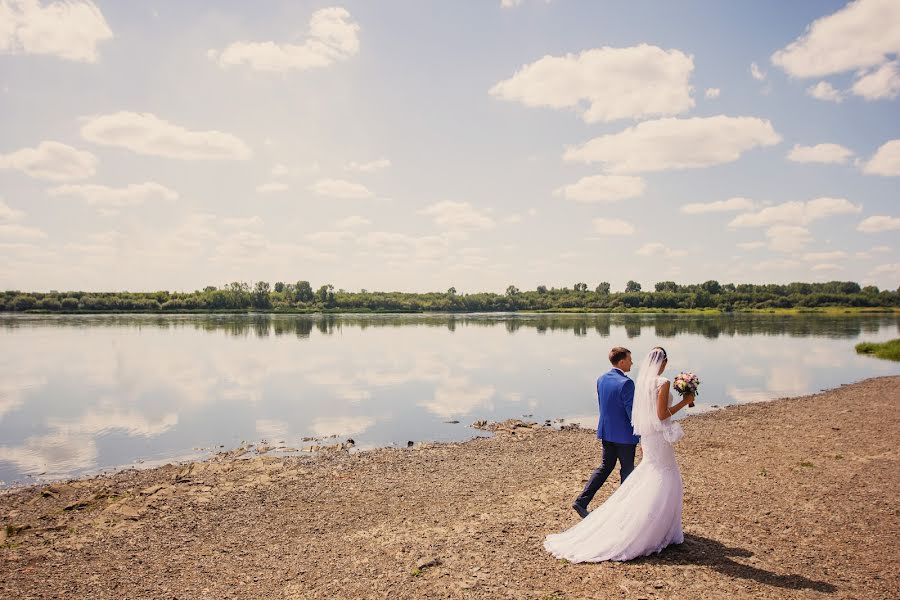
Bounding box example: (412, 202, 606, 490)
(536, 285, 548, 294)
(506, 285, 520, 296)
(655, 281, 678, 293)
(252, 281, 272, 309)
(274, 281, 285, 293)
(295, 281, 314, 302)
(316, 284, 335, 305)
(625, 280, 642, 293)
(226, 282, 250, 308)
(595, 282, 611, 294)
(574, 282, 588, 293)
(11, 294, 36, 311)
(700, 280, 721, 295)
(447, 287, 457, 296)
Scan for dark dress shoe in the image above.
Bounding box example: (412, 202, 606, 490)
(572, 503, 589, 519)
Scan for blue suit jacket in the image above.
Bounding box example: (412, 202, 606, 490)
(596, 368, 639, 445)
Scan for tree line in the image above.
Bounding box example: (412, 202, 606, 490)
(2, 280, 898, 313)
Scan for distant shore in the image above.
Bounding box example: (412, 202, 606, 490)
(4, 306, 899, 315)
(2, 376, 899, 599)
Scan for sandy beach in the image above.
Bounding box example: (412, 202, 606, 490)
(1, 376, 898, 599)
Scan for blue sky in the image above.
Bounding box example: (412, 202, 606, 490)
(0, 0, 898, 292)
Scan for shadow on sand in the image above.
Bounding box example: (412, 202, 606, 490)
(642, 533, 837, 593)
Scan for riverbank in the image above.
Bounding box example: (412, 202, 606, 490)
(5, 306, 900, 315)
(2, 377, 898, 599)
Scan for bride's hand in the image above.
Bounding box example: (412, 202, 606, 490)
(685, 394, 695, 408)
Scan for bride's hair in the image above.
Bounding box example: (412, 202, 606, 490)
(651, 346, 667, 361)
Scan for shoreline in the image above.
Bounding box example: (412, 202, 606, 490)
(4, 306, 900, 315)
(0, 369, 874, 492)
(2, 376, 899, 598)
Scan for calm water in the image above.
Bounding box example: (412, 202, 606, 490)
(1, 313, 898, 486)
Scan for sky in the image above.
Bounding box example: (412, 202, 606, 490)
(0, 0, 898, 293)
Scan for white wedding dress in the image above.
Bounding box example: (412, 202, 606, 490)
(544, 375, 684, 562)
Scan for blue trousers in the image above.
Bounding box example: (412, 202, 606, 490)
(574, 440, 637, 509)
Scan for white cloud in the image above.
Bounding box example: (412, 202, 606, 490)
(0, 198, 24, 222)
(766, 225, 812, 252)
(871, 262, 900, 279)
(853, 60, 900, 99)
(255, 419, 288, 441)
(802, 251, 847, 262)
(704, 87, 720, 99)
(419, 378, 495, 419)
(862, 139, 900, 175)
(418, 201, 495, 231)
(221, 215, 263, 229)
(737, 241, 766, 250)
(500, 0, 523, 7)
(0, 141, 97, 181)
(0, 0, 112, 63)
(553, 174, 645, 203)
(806, 80, 845, 102)
(811, 263, 841, 272)
(751, 258, 801, 271)
(81, 112, 252, 160)
(256, 182, 289, 193)
(636, 243, 687, 258)
(564, 116, 781, 173)
(305, 230, 353, 244)
(270, 163, 289, 177)
(310, 416, 373, 438)
(592, 218, 635, 235)
(681, 197, 756, 214)
(771, 0, 900, 78)
(212, 7, 360, 73)
(729, 197, 861, 228)
(346, 158, 391, 172)
(489, 44, 695, 123)
(787, 143, 854, 164)
(48, 182, 178, 207)
(335, 215, 370, 229)
(857, 215, 900, 232)
(309, 178, 373, 199)
(0, 223, 47, 239)
(355, 231, 454, 263)
(750, 62, 766, 81)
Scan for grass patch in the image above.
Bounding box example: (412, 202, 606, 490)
(855, 338, 900, 362)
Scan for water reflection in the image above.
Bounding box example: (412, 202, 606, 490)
(0, 313, 897, 486)
(2, 312, 897, 339)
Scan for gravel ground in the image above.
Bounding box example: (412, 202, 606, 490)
(1, 376, 898, 599)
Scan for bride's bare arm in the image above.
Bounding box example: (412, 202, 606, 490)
(656, 381, 693, 421)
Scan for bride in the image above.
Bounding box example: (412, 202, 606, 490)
(544, 347, 694, 562)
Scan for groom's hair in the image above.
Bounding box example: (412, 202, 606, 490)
(609, 346, 630, 365)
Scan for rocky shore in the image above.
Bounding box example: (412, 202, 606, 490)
(2, 377, 898, 599)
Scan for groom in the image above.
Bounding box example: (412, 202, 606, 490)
(572, 346, 639, 519)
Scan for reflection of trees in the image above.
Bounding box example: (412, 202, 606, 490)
(2, 313, 897, 339)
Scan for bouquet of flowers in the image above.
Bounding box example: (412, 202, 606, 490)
(673, 372, 700, 407)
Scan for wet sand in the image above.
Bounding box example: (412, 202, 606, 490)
(2, 376, 898, 599)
